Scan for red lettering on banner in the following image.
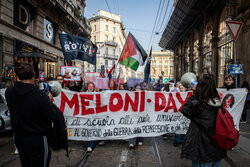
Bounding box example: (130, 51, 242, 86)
(176, 92, 193, 111)
(155, 92, 166, 111)
(109, 93, 123, 112)
(95, 94, 107, 114)
(124, 92, 139, 112)
(164, 93, 177, 112)
(139, 91, 145, 112)
(59, 92, 79, 115)
(80, 94, 95, 115)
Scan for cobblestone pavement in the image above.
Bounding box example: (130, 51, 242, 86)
(1, 110, 250, 167)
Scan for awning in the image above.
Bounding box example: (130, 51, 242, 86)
(15, 52, 57, 62)
(159, 0, 218, 51)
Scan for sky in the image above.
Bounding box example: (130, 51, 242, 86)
(85, 0, 174, 52)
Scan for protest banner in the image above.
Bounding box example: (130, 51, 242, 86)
(53, 88, 247, 141)
(85, 77, 109, 89)
(60, 66, 81, 81)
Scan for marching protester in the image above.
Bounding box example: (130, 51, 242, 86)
(85, 82, 96, 152)
(180, 75, 226, 167)
(155, 79, 164, 91)
(5, 62, 56, 167)
(128, 84, 143, 148)
(108, 79, 117, 90)
(118, 83, 126, 90)
(173, 84, 187, 147)
(56, 75, 69, 90)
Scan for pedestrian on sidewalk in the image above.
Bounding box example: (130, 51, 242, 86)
(241, 81, 249, 123)
(181, 75, 226, 167)
(5, 62, 56, 167)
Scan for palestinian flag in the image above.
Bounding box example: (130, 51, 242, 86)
(118, 33, 148, 71)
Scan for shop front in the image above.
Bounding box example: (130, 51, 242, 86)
(15, 40, 58, 80)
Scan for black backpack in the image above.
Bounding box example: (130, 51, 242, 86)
(48, 103, 68, 156)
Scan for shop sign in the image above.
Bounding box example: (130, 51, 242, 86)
(229, 64, 243, 74)
(14, 0, 33, 30)
(44, 19, 54, 43)
(15, 40, 37, 53)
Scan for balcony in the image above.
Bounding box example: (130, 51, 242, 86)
(54, 0, 91, 36)
(104, 54, 118, 59)
(105, 40, 118, 47)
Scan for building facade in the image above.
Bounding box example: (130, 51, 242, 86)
(88, 10, 126, 78)
(0, 0, 90, 85)
(150, 51, 174, 81)
(159, 0, 250, 87)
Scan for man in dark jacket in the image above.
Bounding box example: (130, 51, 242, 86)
(5, 62, 56, 167)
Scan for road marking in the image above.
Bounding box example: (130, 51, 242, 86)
(118, 148, 128, 167)
(152, 137, 162, 167)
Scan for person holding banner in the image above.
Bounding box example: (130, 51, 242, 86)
(128, 85, 143, 148)
(108, 79, 117, 90)
(221, 74, 236, 90)
(173, 84, 186, 147)
(85, 82, 96, 152)
(181, 75, 226, 167)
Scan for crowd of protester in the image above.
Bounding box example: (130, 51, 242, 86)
(1, 62, 250, 167)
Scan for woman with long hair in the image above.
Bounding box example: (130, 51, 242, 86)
(108, 79, 116, 90)
(181, 75, 226, 167)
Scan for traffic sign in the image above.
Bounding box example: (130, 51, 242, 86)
(229, 64, 243, 74)
(225, 20, 243, 41)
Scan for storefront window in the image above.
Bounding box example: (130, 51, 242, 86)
(203, 25, 212, 74)
(193, 38, 199, 74)
(217, 12, 234, 87)
(203, 53, 212, 74)
(218, 42, 233, 86)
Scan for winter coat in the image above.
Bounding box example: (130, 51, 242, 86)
(181, 95, 227, 162)
(5, 81, 56, 136)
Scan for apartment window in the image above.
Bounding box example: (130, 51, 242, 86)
(105, 60, 108, 66)
(106, 47, 109, 55)
(112, 48, 116, 56)
(113, 37, 116, 42)
(87, 63, 90, 68)
(112, 60, 115, 66)
(93, 36, 96, 43)
(94, 25, 96, 31)
(106, 25, 109, 31)
(113, 27, 116, 33)
(105, 35, 108, 41)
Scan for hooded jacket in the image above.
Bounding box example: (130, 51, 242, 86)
(5, 81, 56, 136)
(181, 95, 227, 162)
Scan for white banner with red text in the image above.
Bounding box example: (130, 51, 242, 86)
(53, 89, 247, 141)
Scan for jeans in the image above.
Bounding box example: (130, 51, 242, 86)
(192, 160, 223, 167)
(86, 141, 94, 148)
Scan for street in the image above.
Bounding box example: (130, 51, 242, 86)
(1, 111, 250, 167)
